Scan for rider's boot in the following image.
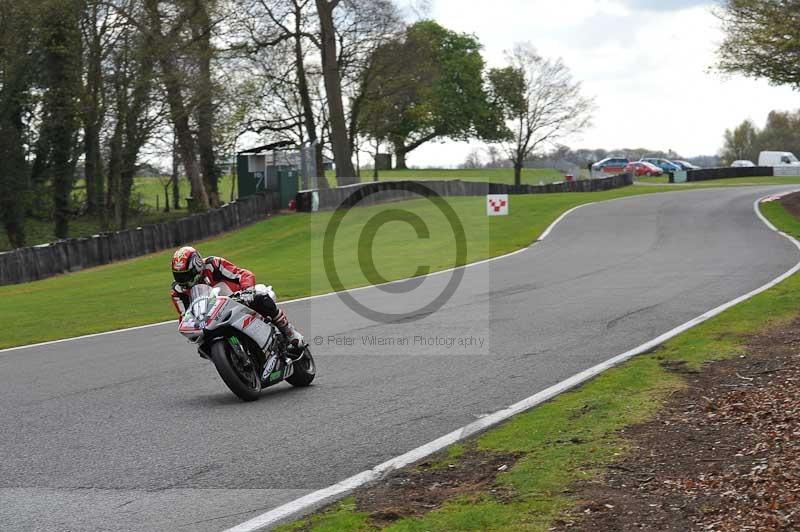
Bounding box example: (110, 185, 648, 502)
(273, 308, 305, 356)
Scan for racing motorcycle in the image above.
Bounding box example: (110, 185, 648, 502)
(178, 284, 316, 401)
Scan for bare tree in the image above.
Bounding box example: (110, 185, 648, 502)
(460, 148, 483, 169)
(80, 0, 115, 217)
(143, 0, 210, 210)
(238, 0, 329, 182)
(105, 27, 158, 229)
(484, 145, 502, 168)
(489, 43, 594, 187)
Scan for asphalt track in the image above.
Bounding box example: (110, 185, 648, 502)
(2, 186, 799, 531)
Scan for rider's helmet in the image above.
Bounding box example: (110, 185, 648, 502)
(171, 246, 205, 288)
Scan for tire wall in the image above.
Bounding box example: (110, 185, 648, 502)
(295, 173, 634, 212)
(678, 167, 775, 183)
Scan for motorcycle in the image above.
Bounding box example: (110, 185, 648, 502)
(178, 284, 316, 401)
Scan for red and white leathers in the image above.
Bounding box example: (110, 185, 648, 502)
(170, 255, 303, 346)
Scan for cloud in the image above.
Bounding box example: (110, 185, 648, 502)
(622, 0, 712, 11)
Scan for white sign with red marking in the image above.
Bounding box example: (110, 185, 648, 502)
(486, 194, 509, 216)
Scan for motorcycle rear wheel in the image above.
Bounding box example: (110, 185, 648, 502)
(210, 340, 261, 402)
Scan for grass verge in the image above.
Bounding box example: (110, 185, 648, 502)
(276, 198, 800, 531)
(328, 168, 566, 185)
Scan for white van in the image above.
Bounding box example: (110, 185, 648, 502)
(758, 151, 800, 166)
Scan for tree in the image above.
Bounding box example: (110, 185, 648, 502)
(721, 119, 759, 164)
(144, 0, 209, 211)
(484, 145, 503, 168)
(238, 0, 401, 186)
(488, 44, 593, 187)
(336, 0, 403, 155)
(721, 110, 800, 164)
(759, 110, 800, 155)
(239, 0, 330, 186)
(717, 0, 800, 87)
(39, 0, 84, 239)
(106, 32, 156, 229)
(188, 0, 221, 207)
(315, 0, 357, 182)
(0, 1, 35, 247)
(359, 21, 504, 169)
(460, 149, 483, 169)
(80, 0, 114, 217)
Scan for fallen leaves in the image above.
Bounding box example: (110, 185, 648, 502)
(557, 317, 800, 531)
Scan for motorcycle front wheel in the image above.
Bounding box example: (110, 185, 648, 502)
(210, 340, 261, 402)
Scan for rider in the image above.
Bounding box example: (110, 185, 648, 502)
(169, 246, 304, 349)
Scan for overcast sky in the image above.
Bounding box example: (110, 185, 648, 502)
(405, 0, 800, 167)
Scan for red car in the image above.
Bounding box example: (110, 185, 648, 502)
(624, 161, 663, 177)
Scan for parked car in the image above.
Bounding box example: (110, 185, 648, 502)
(731, 160, 756, 167)
(591, 157, 629, 175)
(674, 160, 700, 171)
(624, 161, 663, 177)
(640, 158, 682, 174)
(758, 151, 800, 167)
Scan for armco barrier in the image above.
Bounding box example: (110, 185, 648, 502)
(295, 173, 633, 212)
(674, 166, 775, 183)
(0, 192, 278, 286)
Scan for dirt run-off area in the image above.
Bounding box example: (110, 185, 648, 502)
(556, 317, 800, 531)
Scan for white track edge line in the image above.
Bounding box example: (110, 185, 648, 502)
(0, 202, 593, 354)
(224, 191, 800, 532)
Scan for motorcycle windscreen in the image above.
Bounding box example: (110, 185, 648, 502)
(189, 284, 215, 319)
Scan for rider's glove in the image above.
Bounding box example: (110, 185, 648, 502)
(235, 289, 255, 305)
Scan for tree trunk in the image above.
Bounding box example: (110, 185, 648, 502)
(513, 161, 522, 188)
(117, 166, 134, 229)
(162, 62, 208, 211)
(172, 137, 180, 209)
(315, 142, 329, 189)
(84, 120, 103, 216)
(394, 140, 407, 170)
(292, 3, 328, 189)
(373, 141, 379, 181)
(315, 0, 357, 184)
(106, 118, 123, 227)
(192, 0, 219, 207)
(82, 3, 105, 216)
(0, 105, 29, 248)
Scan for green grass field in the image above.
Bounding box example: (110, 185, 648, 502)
(278, 187, 800, 532)
(0, 175, 238, 252)
(329, 167, 569, 185)
(0, 185, 674, 349)
(131, 174, 238, 209)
